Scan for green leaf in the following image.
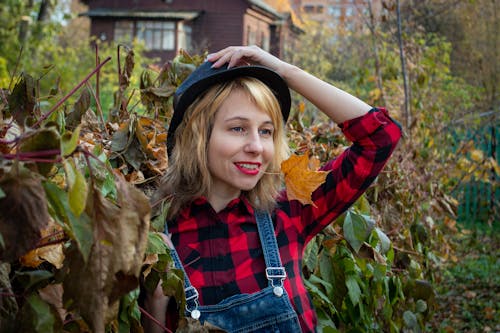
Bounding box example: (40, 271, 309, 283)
(118, 288, 141, 333)
(26, 294, 55, 333)
(43, 181, 93, 261)
(353, 194, 371, 215)
(150, 200, 170, 232)
(0, 187, 5, 199)
(160, 267, 186, 313)
(19, 127, 61, 176)
(14, 270, 53, 290)
(318, 250, 334, 290)
(65, 160, 88, 217)
(310, 273, 335, 302)
(315, 307, 338, 332)
(416, 299, 427, 313)
(304, 277, 335, 309)
(374, 227, 391, 254)
(403, 310, 419, 330)
(345, 275, 361, 306)
(61, 125, 81, 156)
(303, 238, 320, 273)
(343, 210, 374, 253)
(146, 232, 168, 255)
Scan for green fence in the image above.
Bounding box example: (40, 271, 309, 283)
(452, 123, 499, 227)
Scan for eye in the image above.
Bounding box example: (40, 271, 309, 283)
(231, 126, 245, 133)
(259, 128, 274, 137)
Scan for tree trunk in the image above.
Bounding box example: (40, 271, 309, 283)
(37, 0, 52, 22)
(396, 0, 410, 130)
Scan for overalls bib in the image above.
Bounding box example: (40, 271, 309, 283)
(166, 210, 302, 332)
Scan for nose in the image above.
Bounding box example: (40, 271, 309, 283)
(243, 131, 264, 154)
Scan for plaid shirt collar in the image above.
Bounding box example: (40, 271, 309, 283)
(179, 194, 254, 220)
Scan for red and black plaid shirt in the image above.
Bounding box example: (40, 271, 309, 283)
(167, 108, 402, 332)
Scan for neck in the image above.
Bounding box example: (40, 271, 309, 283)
(208, 191, 241, 213)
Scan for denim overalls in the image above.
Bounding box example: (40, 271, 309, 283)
(166, 210, 302, 332)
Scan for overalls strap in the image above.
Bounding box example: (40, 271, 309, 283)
(164, 223, 200, 316)
(254, 210, 287, 291)
(164, 211, 287, 317)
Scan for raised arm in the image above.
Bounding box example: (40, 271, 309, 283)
(207, 45, 371, 124)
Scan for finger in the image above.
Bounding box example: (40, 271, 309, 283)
(227, 48, 254, 68)
(212, 51, 236, 68)
(206, 46, 237, 66)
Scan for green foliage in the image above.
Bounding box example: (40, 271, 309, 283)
(288, 4, 498, 332)
(0, 32, 208, 331)
(0, 2, 497, 332)
(429, 229, 499, 331)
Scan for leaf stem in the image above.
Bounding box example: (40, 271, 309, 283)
(32, 56, 112, 128)
(4, 149, 60, 157)
(84, 81, 109, 137)
(138, 306, 173, 333)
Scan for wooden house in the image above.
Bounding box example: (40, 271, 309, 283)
(80, 0, 301, 64)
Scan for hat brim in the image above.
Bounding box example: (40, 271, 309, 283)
(167, 61, 291, 156)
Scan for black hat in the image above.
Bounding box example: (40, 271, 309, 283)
(167, 61, 291, 156)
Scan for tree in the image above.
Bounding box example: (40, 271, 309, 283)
(404, 0, 500, 115)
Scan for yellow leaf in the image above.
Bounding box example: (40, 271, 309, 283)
(20, 219, 66, 269)
(281, 153, 330, 205)
(298, 101, 305, 113)
(470, 149, 484, 162)
(40, 244, 65, 269)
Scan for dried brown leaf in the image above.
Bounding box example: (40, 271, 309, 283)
(0, 170, 49, 262)
(63, 177, 150, 333)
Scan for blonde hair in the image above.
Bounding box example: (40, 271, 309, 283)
(163, 77, 289, 218)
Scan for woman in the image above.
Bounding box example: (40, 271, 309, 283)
(146, 46, 402, 332)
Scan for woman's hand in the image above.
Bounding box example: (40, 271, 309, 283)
(206, 45, 288, 76)
(207, 45, 371, 123)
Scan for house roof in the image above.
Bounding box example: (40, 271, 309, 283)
(247, 0, 285, 19)
(81, 8, 202, 20)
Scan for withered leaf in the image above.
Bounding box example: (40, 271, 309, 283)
(20, 243, 64, 269)
(0, 170, 49, 262)
(65, 89, 91, 129)
(38, 283, 66, 322)
(0, 263, 19, 321)
(19, 126, 61, 176)
(176, 317, 227, 333)
(119, 48, 135, 91)
(63, 177, 150, 333)
(281, 153, 330, 206)
(7, 73, 36, 126)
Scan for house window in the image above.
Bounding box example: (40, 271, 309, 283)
(303, 4, 324, 13)
(261, 32, 270, 52)
(137, 21, 175, 50)
(345, 6, 355, 18)
(114, 20, 176, 51)
(327, 6, 342, 18)
(177, 22, 192, 51)
(114, 21, 134, 43)
(247, 26, 256, 45)
(303, 5, 315, 13)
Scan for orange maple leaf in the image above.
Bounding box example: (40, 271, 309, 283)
(281, 153, 330, 205)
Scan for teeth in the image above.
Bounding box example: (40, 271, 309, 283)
(238, 163, 258, 170)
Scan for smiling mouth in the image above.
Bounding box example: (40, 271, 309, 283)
(235, 162, 261, 175)
(237, 163, 259, 170)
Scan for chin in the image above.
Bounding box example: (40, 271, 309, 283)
(238, 183, 259, 191)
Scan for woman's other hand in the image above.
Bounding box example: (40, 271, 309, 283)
(206, 45, 288, 77)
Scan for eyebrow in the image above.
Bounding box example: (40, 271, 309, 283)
(224, 117, 274, 126)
